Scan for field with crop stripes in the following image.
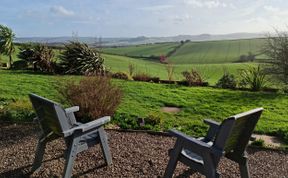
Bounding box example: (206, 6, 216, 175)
(102, 42, 179, 57)
(168, 38, 266, 64)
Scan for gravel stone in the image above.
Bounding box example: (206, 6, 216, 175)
(0, 123, 287, 177)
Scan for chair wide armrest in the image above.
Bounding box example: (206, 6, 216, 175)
(65, 106, 79, 113)
(203, 119, 220, 141)
(169, 129, 212, 153)
(81, 116, 111, 132)
(63, 116, 111, 137)
(204, 119, 220, 127)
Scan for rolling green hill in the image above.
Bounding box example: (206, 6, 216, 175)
(102, 42, 179, 57)
(169, 38, 266, 64)
(103, 54, 255, 84)
(103, 38, 267, 64)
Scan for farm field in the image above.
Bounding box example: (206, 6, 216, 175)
(102, 42, 179, 57)
(169, 38, 266, 64)
(0, 70, 287, 143)
(103, 38, 267, 64)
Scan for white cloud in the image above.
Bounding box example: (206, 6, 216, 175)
(50, 6, 74, 16)
(263, 5, 279, 12)
(139, 5, 174, 11)
(183, 0, 228, 8)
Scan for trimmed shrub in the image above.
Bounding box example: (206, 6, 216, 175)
(60, 76, 123, 122)
(112, 72, 129, 80)
(182, 69, 205, 86)
(216, 72, 237, 89)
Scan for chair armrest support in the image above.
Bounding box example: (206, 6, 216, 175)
(65, 106, 79, 113)
(63, 116, 111, 137)
(169, 129, 212, 155)
(203, 119, 220, 141)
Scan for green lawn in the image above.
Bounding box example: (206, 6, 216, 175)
(0, 70, 287, 143)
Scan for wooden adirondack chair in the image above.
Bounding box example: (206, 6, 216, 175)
(29, 93, 112, 178)
(164, 108, 263, 178)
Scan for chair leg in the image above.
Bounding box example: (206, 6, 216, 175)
(163, 140, 183, 178)
(98, 127, 112, 165)
(63, 136, 80, 178)
(31, 138, 47, 173)
(239, 161, 250, 178)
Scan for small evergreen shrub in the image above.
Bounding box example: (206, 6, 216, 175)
(144, 112, 163, 126)
(60, 76, 123, 122)
(112, 113, 139, 129)
(216, 72, 237, 89)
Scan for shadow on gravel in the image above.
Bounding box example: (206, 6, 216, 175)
(0, 123, 39, 148)
(0, 155, 63, 178)
(73, 164, 107, 177)
(0, 165, 31, 178)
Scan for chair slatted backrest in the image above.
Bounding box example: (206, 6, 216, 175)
(213, 108, 263, 155)
(29, 93, 72, 136)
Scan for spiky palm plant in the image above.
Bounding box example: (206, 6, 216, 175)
(0, 25, 15, 68)
(60, 41, 105, 75)
(240, 65, 267, 91)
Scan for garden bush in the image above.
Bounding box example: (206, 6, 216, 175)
(112, 113, 139, 129)
(132, 73, 152, 82)
(112, 72, 130, 80)
(216, 72, 237, 89)
(60, 76, 123, 122)
(182, 69, 205, 86)
(143, 112, 163, 130)
(12, 60, 28, 70)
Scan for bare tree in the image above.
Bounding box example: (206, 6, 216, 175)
(263, 29, 288, 84)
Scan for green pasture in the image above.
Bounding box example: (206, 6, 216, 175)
(0, 70, 287, 143)
(102, 42, 179, 57)
(168, 38, 266, 64)
(102, 38, 267, 64)
(104, 54, 256, 84)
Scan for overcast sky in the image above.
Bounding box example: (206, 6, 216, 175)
(1, 0, 288, 37)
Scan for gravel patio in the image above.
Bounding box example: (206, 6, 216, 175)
(0, 123, 287, 178)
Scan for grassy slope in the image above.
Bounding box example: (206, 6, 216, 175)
(104, 53, 255, 84)
(0, 45, 254, 85)
(169, 38, 266, 64)
(102, 42, 179, 57)
(0, 69, 287, 141)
